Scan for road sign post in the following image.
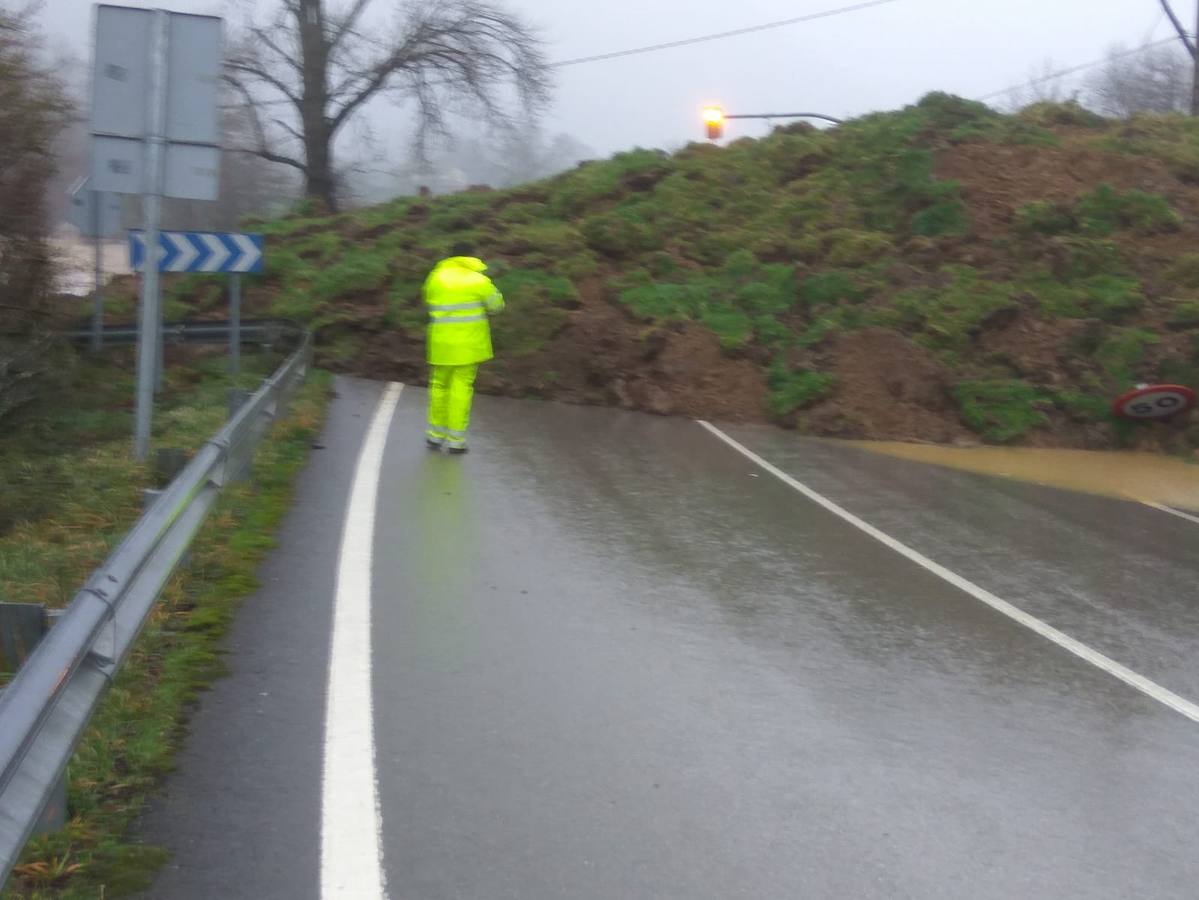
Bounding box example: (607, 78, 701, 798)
(91, 4, 223, 460)
(230, 275, 241, 376)
(92, 204, 102, 353)
(135, 9, 168, 457)
(67, 177, 122, 353)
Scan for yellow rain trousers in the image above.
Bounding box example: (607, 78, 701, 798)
(427, 364, 478, 447)
(424, 256, 504, 449)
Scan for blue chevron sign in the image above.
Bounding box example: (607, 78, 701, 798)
(130, 230, 264, 274)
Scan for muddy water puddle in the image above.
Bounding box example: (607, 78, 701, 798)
(852, 442, 1199, 513)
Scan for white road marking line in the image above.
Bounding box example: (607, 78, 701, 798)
(1146, 502, 1199, 527)
(322, 383, 402, 900)
(698, 420, 1199, 725)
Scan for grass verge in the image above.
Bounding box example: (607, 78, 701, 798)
(1, 352, 332, 898)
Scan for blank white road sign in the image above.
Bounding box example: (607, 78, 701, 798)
(165, 12, 221, 145)
(90, 5, 223, 201)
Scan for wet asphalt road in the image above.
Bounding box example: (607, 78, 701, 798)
(141, 378, 1199, 899)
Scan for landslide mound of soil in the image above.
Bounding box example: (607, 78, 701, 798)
(355, 279, 768, 422)
(801, 328, 969, 444)
(198, 96, 1199, 452)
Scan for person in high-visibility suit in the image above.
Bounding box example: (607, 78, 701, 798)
(424, 243, 504, 453)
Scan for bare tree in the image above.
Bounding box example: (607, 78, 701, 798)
(224, 0, 551, 212)
(1003, 58, 1077, 111)
(1086, 41, 1193, 116)
(0, 3, 73, 420)
(368, 127, 592, 198)
(448, 128, 591, 188)
(42, 51, 88, 227)
(1158, 0, 1199, 114)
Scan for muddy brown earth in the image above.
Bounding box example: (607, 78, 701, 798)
(799, 328, 970, 444)
(356, 278, 769, 424)
(939, 143, 1181, 233)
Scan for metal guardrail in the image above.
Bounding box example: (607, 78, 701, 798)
(64, 318, 304, 347)
(0, 332, 313, 886)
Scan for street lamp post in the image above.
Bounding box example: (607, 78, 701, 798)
(701, 105, 843, 140)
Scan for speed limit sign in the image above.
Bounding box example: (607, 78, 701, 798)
(1112, 384, 1196, 420)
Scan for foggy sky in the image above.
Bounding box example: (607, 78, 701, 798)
(34, 0, 1178, 158)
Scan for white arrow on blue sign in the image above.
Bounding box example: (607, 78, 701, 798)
(130, 230, 264, 274)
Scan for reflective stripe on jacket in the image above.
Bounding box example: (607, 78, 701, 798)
(423, 256, 505, 366)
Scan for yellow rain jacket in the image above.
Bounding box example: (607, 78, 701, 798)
(423, 256, 505, 366)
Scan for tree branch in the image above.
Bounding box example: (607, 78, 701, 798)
(225, 59, 301, 106)
(251, 26, 303, 73)
(222, 73, 307, 172)
(228, 146, 307, 170)
(271, 116, 305, 142)
(328, 7, 549, 134)
(330, 54, 404, 130)
(329, 0, 374, 51)
(1159, 0, 1196, 57)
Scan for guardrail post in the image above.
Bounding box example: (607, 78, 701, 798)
(0, 604, 44, 673)
(142, 484, 192, 568)
(36, 777, 68, 837)
(0, 604, 67, 836)
(223, 391, 256, 484)
(154, 448, 188, 484)
(228, 389, 250, 419)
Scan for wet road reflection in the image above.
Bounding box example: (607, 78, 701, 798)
(371, 392, 1199, 900)
(725, 425, 1199, 699)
